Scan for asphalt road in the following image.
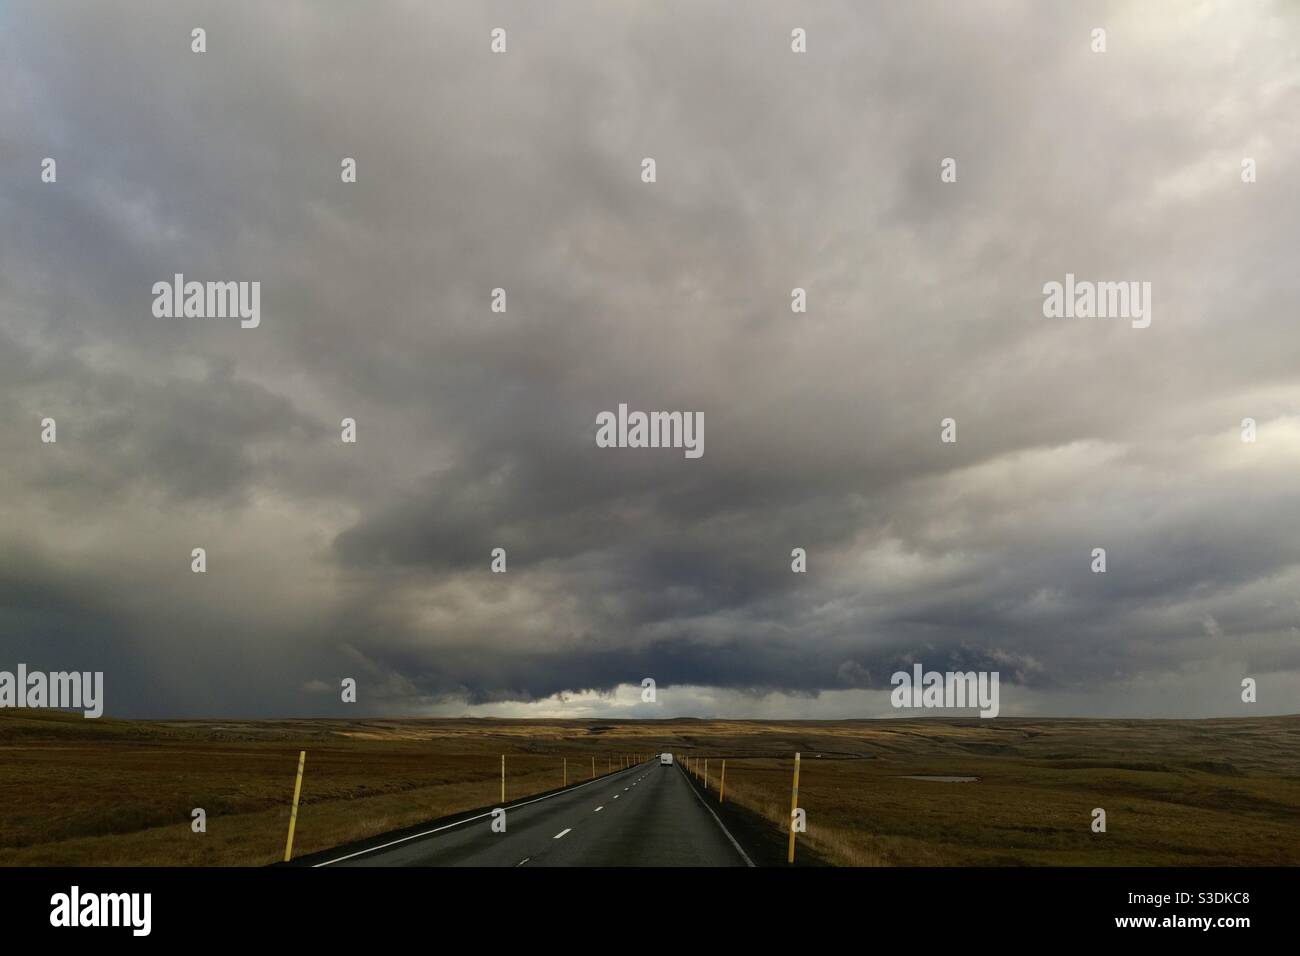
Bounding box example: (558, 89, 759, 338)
(315, 759, 753, 867)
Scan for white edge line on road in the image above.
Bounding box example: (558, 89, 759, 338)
(313, 762, 643, 866)
(676, 762, 755, 868)
(554, 828, 572, 839)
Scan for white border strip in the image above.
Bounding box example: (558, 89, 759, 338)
(676, 762, 755, 867)
(313, 760, 645, 866)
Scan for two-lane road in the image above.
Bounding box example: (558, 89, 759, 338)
(315, 759, 752, 867)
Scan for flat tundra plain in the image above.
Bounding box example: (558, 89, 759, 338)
(2, 711, 1297, 866)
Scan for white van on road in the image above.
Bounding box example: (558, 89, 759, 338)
(660, 753, 673, 766)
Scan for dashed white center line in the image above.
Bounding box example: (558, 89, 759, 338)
(594, 806, 604, 812)
(613, 794, 620, 799)
(623, 787, 629, 791)
(554, 828, 572, 840)
(516, 858, 529, 866)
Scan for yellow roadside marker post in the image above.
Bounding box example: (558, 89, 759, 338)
(787, 752, 801, 864)
(591, 756, 595, 779)
(283, 750, 306, 863)
(563, 757, 567, 787)
(500, 754, 505, 803)
(719, 760, 726, 804)
(704, 758, 709, 789)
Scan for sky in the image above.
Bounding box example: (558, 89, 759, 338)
(1, 1, 1298, 720)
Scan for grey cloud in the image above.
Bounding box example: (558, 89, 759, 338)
(1, 1, 1298, 718)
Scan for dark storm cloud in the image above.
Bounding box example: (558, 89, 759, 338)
(1, 1, 1298, 718)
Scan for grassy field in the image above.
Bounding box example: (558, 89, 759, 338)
(2, 710, 1297, 866)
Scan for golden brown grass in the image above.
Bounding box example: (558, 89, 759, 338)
(2, 710, 1297, 866)
(681, 716, 1300, 866)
